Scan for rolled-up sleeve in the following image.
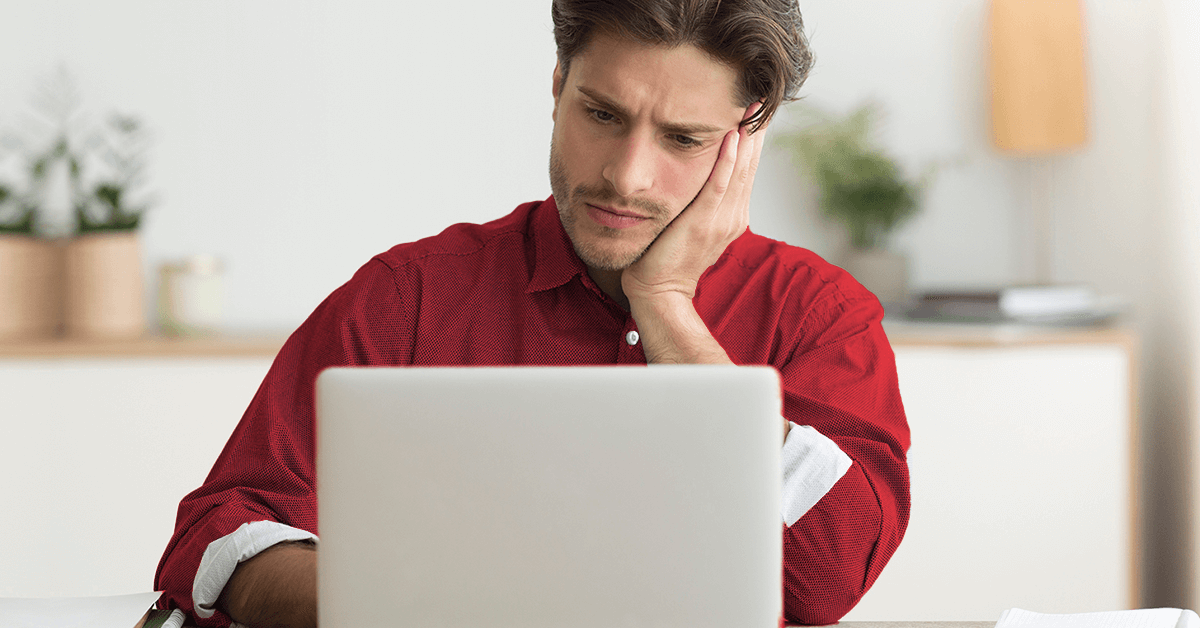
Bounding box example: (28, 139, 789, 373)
(777, 292, 911, 626)
(154, 259, 413, 627)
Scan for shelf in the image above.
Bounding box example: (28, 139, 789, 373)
(0, 324, 1136, 357)
(883, 320, 1136, 348)
(0, 333, 288, 358)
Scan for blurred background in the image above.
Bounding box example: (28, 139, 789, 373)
(1, 0, 1198, 620)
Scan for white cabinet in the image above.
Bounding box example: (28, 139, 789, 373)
(843, 326, 1135, 621)
(0, 329, 1136, 616)
(0, 340, 278, 598)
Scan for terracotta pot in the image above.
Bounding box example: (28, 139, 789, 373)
(0, 235, 64, 340)
(841, 248, 910, 306)
(64, 232, 146, 339)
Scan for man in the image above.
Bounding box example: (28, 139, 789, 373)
(155, 1, 910, 626)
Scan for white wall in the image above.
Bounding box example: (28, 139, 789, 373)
(1049, 0, 1194, 609)
(1156, 0, 1200, 612)
(0, 0, 557, 331)
(759, 1, 1024, 289)
(3, 0, 1139, 333)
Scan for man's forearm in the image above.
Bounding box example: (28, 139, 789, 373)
(630, 291, 791, 440)
(218, 541, 317, 628)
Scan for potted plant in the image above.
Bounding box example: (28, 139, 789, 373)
(0, 178, 62, 340)
(64, 113, 152, 339)
(777, 102, 930, 305)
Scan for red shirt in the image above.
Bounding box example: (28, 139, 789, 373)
(155, 197, 910, 626)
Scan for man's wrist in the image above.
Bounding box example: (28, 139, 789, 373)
(628, 290, 731, 364)
(629, 289, 693, 319)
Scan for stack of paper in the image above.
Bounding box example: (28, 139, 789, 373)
(0, 592, 161, 628)
(905, 284, 1123, 325)
(997, 607, 1200, 628)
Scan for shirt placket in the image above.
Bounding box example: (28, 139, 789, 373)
(615, 315, 646, 364)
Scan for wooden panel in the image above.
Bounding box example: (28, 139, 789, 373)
(884, 322, 1134, 349)
(989, 0, 1089, 153)
(0, 334, 287, 358)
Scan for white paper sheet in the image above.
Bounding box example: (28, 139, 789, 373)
(0, 592, 161, 628)
(997, 607, 1200, 628)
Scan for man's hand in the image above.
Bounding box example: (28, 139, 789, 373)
(621, 101, 766, 304)
(621, 102, 767, 365)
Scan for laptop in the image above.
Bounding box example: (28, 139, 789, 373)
(315, 365, 782, 628)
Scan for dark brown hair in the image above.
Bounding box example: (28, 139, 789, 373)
(551, 0, 814, 133)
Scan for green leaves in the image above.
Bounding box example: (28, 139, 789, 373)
(74, 113, 151, 233)
(777, 102, 924, 250)
(0, 206, 38, 235)
(1, 69, 154, 237)
(0, 183, 37, 235)
(76, 181, 143, 233)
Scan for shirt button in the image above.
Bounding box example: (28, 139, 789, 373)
(625, 330, 640, 346)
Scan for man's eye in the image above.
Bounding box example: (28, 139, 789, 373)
(588, 108, 617, 123)
(672, 135, 701, 149)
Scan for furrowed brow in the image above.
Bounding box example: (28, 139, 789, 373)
(576, 86, 632, 120)
(576, 86, 725, 136)
(661, 120, 724, 136)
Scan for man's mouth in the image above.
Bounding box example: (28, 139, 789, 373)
(585, 203, 651, 229)
(592, 203, 649, 219)
(580, 202, 648, 229)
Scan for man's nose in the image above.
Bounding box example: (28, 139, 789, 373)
(602, 134, 655, 199)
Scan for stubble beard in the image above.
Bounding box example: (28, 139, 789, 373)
(548, 137, 672, 272)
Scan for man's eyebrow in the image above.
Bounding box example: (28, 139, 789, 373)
(576, 86, 726, 136)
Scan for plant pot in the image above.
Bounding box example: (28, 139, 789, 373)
(0, 235, 64, 340)
(64, 231, 146, 339)
(841, 248, 910, 306)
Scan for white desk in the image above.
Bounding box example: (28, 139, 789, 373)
(832, 624, 993, 628)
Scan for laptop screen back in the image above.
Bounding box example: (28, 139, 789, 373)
(316, 365, 782, 628)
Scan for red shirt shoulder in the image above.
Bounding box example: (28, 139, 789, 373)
(371, 200, 539, 273)
(716, 231, 878, 310)
(698, 231, 883, 361)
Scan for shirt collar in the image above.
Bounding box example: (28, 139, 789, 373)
(527, 195, 589, 294)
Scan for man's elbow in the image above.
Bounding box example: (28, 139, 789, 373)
(784, 584, 865, 626)
(780, 465, 908, 625)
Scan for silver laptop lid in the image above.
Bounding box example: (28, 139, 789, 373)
(317, 365, 782, 628)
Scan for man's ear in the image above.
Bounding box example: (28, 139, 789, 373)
(551, 61, 563, 122)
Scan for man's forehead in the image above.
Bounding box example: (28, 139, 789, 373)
(568, 33, 744, 126)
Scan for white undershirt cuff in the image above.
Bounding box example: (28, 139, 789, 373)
(192, 520, 319, 620)
(781, 424, 853, 526)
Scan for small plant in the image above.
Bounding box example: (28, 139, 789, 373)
(776, 102, 929, 250)
(5, 68, 155, 236)
(76, 114, 153, 233)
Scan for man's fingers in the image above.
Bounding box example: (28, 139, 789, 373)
(703, 129, 740, 201)
(710, 102, 761, 226)
(680, 100, 764, 235)
(726, 102, 764, 203)
(735, 119, 767, 210)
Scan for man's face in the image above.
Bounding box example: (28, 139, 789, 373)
(549, 32, 745, 272)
